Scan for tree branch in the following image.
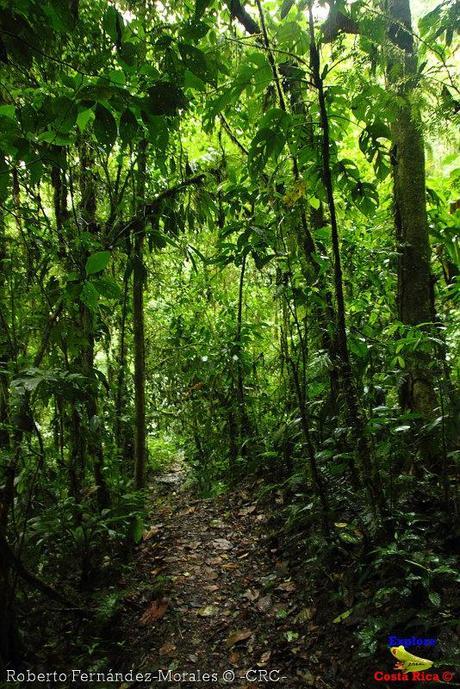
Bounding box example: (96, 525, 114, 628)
(111, 173, 207, 246)
(0, 534, 77, 608)
(228, 0, 261, 35)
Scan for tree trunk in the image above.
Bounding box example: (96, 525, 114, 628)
(114, 253, 132, 465)
(78, 141, 110, 507)
(384, 0, 438, 465)
(133, 141, 148, 490)
(0, 210, 15, 664)
(235, 253, 252, 459)
(308, 4, 387, 515)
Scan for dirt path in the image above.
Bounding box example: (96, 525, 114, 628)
(116, 467, 326, 689)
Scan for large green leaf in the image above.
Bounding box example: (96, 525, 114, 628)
(194, 0, 213, 19)
(119, 109, 139, 144)
(80, 281, 99, 310)
(86, 251, 111, 275)
(143, 82, 187, 117)
(94, 104, 117, 148)
(93, 277, 122, 299)
(103, 6, 124, 45)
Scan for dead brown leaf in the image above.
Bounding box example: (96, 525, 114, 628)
(226, 628, 253, 648)
(213, 538, 232, 550)
(196, 605, 219, 617)
(278, 579, 296, 592)
(159, 642, 176, 656)
(139, 599, 169, 625)
(296, 607, 314, 622)
(229, 651, 240, 665)
(256, 595, 271, 612)
(242, 589, 260, 602)
(238, 505, 257, 516)
(142, 524, 163, 541)
(258, 650, 271, 666)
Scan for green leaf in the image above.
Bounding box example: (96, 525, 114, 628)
(51, 96, 78, 133)
(143, 82, 187, 117)
(81, 282, 99, 310)
(195, 0, 212, 19)
(0, 105, 16, 119)
(85, 251, 111, 275)
(119, 109, 139, 144)
(131, 514, 144, 544)
(428, 592, 441, 608)
(94, 104, 117, 148)
(77, 108, 94, 132)
(103, 6, 124, 45)
(333, 609, 353, 623)
(93, 277, 122, 299)
(179, 43, 210, 82)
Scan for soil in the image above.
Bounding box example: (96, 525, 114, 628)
(115, 465, 333, 688)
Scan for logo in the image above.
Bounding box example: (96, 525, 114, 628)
(390, 645, 434, 672)
(372, 637, 455, 683)
(388, 635, 437, 649)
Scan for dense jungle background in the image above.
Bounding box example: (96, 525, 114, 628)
(0, 0, 459, 686)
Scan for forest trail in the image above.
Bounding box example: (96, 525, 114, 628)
(116, 468, 328, 689)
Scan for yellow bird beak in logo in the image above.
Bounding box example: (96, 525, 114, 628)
(390, 645, 434, 672)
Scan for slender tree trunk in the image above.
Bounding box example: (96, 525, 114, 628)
(384, 0, 438, 466)
(235, 253, 252, 457)
(78, 141, 109, 507)
(50, 147, 68, 258)
(0, 210, 15, 664)
(308, 4, 387, 514)
(133, 141, 148, 489)
(238, 0, 340, 416)
(115, 253, 132, 464)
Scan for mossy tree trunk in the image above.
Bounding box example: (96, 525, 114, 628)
(385, 0, 438, 465)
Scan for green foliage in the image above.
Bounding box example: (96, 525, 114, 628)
(0, 0, 458, 674)
(86, 251, 111, 275)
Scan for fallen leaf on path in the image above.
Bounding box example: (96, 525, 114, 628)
(222, 563, 237, 570)
(143, 524, 163, 540)
(238, 505, 256, 516)
(298, 670, 316, 685)
(242, 589, 260, 602)
(139, 599, 169, 625)
(296, 607, 314, 622)
(258, 650, 271, 666)
(159, 642, 176, 656)
(150, 567, 164, 576)
(178, 507, 196, 516)
(226, 629, 253, 648)
(256, 595, 271, 612)
(229, 651, 240, 665)
(213, 538, 232, 550)
(203, 569, 219, 580)
(278, 579, 296, 592)
(197, 605, 219, 617)
(285, 630, 299, 642)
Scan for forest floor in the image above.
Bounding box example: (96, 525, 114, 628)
(114, 465, 360, 689)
